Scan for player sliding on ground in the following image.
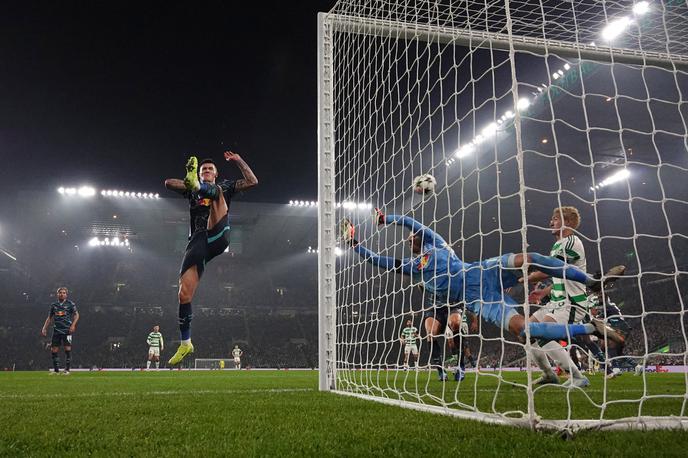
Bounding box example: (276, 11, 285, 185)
(340, 210, 625, 371)
(164, 152, 258, 365)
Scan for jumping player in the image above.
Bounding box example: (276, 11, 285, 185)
(165, 151, 258, 365)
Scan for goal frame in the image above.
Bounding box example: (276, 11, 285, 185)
(316, 10, 688, 432)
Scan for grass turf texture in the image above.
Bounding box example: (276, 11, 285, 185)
(1, 371, 686, 457)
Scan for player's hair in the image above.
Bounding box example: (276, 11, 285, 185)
(56, 286, 68, 294)
(199, 158, 217, 170)
(552, 206, 581, 230)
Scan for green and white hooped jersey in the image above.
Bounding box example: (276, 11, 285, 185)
(401, 327, 418, 346)
(549, 235, 589, 311)
(147, 332, 163, 348)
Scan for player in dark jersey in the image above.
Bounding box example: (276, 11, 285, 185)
(41, 287, 79, 375)
(165, 151, 258, 365)
(589, 292, 631, 378)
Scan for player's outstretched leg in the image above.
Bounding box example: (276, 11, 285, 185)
(183, 156, 200, 191)
(520, 253, 625, 293)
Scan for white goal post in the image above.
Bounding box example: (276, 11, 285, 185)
(318, 0, 688, 433)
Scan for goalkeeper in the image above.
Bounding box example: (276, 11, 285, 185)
(341, 210, 625, 345)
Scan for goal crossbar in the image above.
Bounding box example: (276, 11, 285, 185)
(325, 13, 688, 69)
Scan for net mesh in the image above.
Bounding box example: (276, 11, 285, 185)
(320, 0, 688, 431)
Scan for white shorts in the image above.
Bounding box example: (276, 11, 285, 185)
(404, 344, 418, 355)
(234, 357, 241, 364)
(532, 304, 585, 325)
(148, 347, 160, 357)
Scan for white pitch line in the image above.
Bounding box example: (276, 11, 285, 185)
(0, 387, 314, 400)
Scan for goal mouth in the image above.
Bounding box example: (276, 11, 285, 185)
(318, 1, 688, 433)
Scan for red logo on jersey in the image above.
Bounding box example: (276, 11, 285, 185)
(197, 198, 211, 207)
(55, 311, 66, 316)
(417, 254, 431, 270)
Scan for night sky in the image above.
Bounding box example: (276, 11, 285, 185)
(0, 1, 336, 203)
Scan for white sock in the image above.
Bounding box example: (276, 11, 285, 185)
(181, 339, 191, 345)
(530, 343, 556, 378)
(155, 361, 159, 369)
(542, 341, 584, 379)
(146, 360, 151, 369)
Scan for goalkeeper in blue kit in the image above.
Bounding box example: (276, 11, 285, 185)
(341, 210, 625, 377)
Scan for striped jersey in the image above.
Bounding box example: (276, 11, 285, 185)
(49, 300, 77, 335)
(147, 332, 163, 348)
(549, 234, 589, 310)
(232, 348, 242, 358)
(401, 327, 418, 346)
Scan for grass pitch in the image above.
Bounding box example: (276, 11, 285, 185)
(1, 370, 686, 457)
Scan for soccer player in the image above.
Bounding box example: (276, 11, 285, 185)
(416, 283, 462, 381)
(232, 345, 243, 369)
(525, 206, 599, 388)
(164, 151, 258, 365)
(589, 293, 631, 379)
(40, 287, 79, 375)
(146, 325, 164, 370)
(400, 318, 419, 369)
(454, 308, 478, 377)
(340, 210, 625, 351)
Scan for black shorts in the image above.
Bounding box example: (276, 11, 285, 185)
(423, 304, 463, 327)
(180, 214, 230, 278)
(51, 333, 73, 348)
(422, 291, 463, 326)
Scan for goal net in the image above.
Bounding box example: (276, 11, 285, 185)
(194, 358, 236, 370)
(318, 0, 688, 432)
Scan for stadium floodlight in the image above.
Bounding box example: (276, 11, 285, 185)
(319, 0, 688, 434)
(290, 200, 373, 210)
(481, 122, 498, 138)
(101, 189, 159, 199)
(78, 186, 96, 198)
(633, 1, 650, 16)
(57, 187, 65, 194)
(455, 144, 474, 159)
(88, 236, 131, 249)
(591, 169, 631, 190)
(516, 97, 531, 111)
(601, 16, 632, 41)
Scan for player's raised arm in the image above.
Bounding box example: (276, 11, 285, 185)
(164, 178, 187, 194)
(340, 217, 413, 275)
(224, 151, 258, 192)
(375, 209, 448, 248)
(353, 243, 414, 275)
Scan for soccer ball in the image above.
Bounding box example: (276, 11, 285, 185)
(413, 174, 436, 195)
